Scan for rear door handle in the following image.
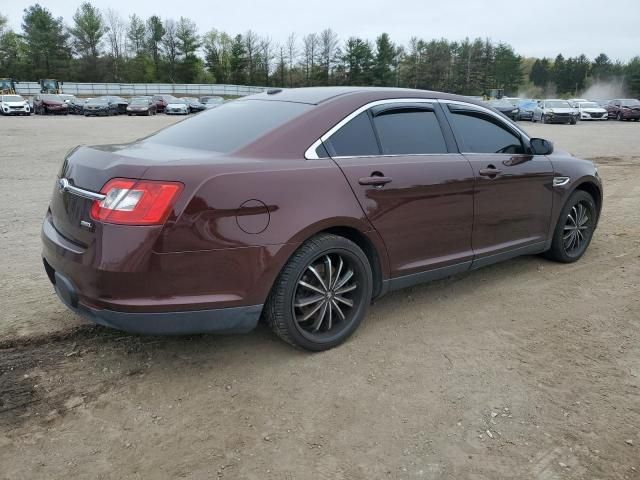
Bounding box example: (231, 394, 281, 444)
(479, 167, 502, 177)
(358, 176, 392, 186)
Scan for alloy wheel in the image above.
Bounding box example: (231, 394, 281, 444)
(563, 201, 592, 257)
(292, 252, 361, 341)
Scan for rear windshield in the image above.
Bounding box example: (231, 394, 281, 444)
(146, 99, 312, 153)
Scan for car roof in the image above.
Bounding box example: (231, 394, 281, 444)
(244, 86, 489, 107)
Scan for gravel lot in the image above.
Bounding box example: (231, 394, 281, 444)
(1, 115, 639, 479)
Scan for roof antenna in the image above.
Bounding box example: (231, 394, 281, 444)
(266, 88, 283, 95)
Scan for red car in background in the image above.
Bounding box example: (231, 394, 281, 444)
(33, 94, 69, 115)
(606, 99, 640, 121)
(151, 94, 177, 113)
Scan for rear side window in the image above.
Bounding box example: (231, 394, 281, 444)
(325, 112, 379, 157)
(373, 109, 447, 155)
(447, 107, 525, 154)
(147, 100, 311, 153)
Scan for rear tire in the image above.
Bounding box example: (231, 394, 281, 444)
(544, 190, 597, 263)
(264, 234, 373, 351)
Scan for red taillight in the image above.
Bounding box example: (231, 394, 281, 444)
(90, 178, 183, 225)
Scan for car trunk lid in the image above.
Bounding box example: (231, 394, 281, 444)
(49, 142, 223, 247)
(50, 145, 154, 246)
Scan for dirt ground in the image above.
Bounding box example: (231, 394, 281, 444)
(0, 115, 639, 479)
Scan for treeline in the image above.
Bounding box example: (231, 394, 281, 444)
(1, 4, 640, 97)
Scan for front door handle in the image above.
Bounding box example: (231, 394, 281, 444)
(358, 176, 392, 186)
(479, 167, 502, 177)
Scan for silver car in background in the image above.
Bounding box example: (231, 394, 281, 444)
(532, 99, 580, 124)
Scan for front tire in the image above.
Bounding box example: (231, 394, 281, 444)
(264, 234, 373, 351)
(545, 190, 597, 263)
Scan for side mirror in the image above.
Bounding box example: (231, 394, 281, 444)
(530, 138, 554, 156)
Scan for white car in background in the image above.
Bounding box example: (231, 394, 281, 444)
(164, 98, 190, 115)
(58, 94, 76, 104)
(0, 94, 31, 115)
(576, 101, 608, 121)
(568, 98, 588, 107)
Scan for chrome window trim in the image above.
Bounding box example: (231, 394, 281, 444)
(304, 98, 438, 160)
(57, 178, 106, 201)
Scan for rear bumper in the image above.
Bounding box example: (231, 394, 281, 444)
(46, 260, 262, 334)
(40, 211, 297, 334)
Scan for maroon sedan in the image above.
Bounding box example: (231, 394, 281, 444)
(606, 98, 640, 121)
(151, 94, 177, 113)
(33, 94, 69, 115)
(42, 87, 602, 350)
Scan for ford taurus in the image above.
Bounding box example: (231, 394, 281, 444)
(42, 87, 602, 350)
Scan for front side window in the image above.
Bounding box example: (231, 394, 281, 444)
(324, 112, 379, 157)
(373, 109, 447, 155)
(447, 107, 525, 154)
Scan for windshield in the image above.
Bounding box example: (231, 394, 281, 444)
(168, 99, 188, 105)
(545, 100, 571, 108)
(621, 99, 640, 106)
(147, 99, 312, 153)
(205, 97, 224, 104)
(579, 102, 599, 108)
(42, 94, 61, 101)
(130, 98, 149, 105)
(89, 97, 109, 104)
(1, 95, 23, 102)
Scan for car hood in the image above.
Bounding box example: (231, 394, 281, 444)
(545, 107, 574, 113)
(1, 101, 27, 106)
(166, 103, 188, 108)
(581, 107, 606, 113)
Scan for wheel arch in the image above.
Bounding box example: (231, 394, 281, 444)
(266, 219, 390, 302)
(572, 179, 602, 218)
(320, 225, 386, 299)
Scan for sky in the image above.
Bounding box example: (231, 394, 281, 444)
(3, 0, 640, 61)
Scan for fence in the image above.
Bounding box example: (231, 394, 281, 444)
(13, 82, 270, 97)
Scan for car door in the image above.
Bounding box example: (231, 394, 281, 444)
(322, 100, 475, 282)
(442, 101, 554, 265)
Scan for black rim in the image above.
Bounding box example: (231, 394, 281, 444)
(563, 200, 593, 256)
(292, 251, 363, 342)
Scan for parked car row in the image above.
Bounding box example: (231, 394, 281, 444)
(486, 97, 640, 124)
(0, 93, 227, 117)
